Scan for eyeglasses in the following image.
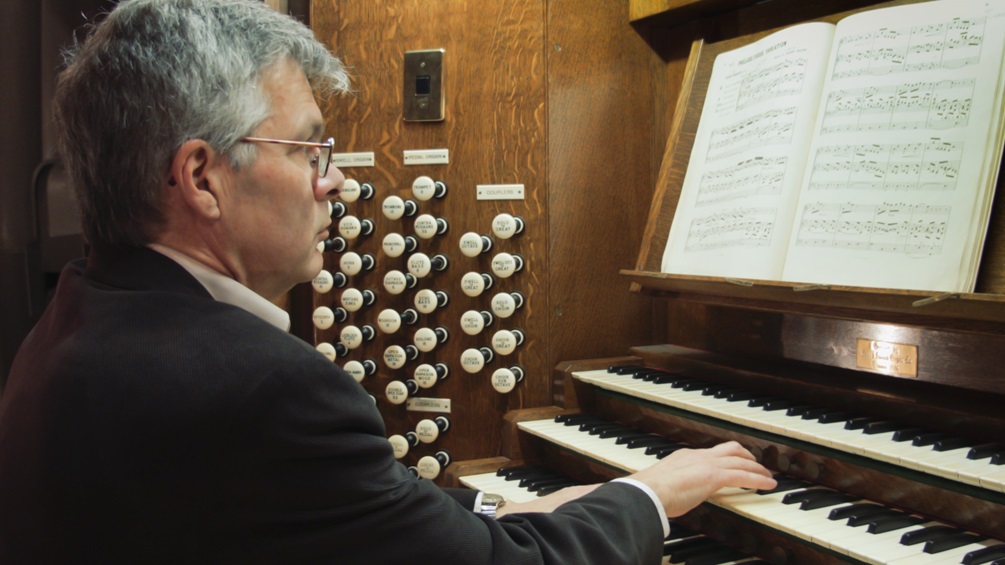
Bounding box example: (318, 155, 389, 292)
(239, 136, 335, 178)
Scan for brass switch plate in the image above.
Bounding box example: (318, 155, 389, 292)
(404, 49, 445, 122)
(856, 339, 918, 378)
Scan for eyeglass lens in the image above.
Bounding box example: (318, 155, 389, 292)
(319, 138, 335, 178)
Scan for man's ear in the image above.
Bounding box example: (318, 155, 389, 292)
(168, 139, 227, 221)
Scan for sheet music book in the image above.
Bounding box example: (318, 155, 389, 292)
(660, 0, 1005, 293)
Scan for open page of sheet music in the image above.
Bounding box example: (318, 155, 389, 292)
(662, 0, 1005, 293)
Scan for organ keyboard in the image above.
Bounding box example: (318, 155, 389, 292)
(449, 345, 1005, 564)
(461, 466, 767, 565)
(571, 367, 1005, 494)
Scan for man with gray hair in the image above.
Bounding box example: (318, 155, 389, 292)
(0, 1, 775, 563)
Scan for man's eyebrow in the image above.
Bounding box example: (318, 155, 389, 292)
(304, 122, 325, 142)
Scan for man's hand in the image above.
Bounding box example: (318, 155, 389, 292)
(628, 441, 776, 517)
(495, 484, 600, 518)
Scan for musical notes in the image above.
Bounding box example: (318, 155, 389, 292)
(696, 156, 788, 205)
(794, 202, 949, 257)
(684, 208, 776, 252)
(729, 58, 809, 112)
(833, 17, 987, 80)
(807, 139, 961, 192)
(820, 79, 975, 133)
(662, 0, 1005, 291)
(707, 106, 798, 161)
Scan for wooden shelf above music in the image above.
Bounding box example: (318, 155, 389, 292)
(622, 269, 1005, 329)
(628, 0, 760, 24)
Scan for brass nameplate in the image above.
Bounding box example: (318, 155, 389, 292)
(856, 339, 918, 378)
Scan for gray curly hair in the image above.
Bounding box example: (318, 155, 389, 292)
(53, 0, 350, 247)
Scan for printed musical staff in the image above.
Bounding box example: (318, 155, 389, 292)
(731, 58, 809, 112)
(821, 79, 974, 133)
(833, 17, 987, 79)
(696, 156, 788, 205)
(807, 139, 961, 192)
(707, 106, 798, 161)
(794, 202, 949, 256)
(684, 208, 776, 252)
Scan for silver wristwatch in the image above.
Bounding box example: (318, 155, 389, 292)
(479, 493, 506, 519)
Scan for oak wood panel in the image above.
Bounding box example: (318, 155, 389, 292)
(546, 0, 656, 369)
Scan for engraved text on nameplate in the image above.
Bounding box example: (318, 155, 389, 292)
(406, 397, 452, 414)
(856, 338, 918, 378)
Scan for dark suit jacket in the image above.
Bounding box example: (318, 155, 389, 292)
(0, 245, 662, 564)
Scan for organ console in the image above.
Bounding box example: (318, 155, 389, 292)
(310, 0, 1005, 562)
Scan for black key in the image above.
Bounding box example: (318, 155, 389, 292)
(614, 432, 655, 445)
(626, 436, 674, 449)
(963, 543, 1005, 564)
(522, 476, 576, 490)
(510, 470, 559, 485)
(700, 384, 730, 396)
(901, 525, 964, 546)
(847, 509, 904, 527)
(817, 410, 856, 424)
(891, 427, 929, 442)
(862, 420, 907, 435)
(799, 492, 858, 510)
(799, 406, 834, 420)
(680, 380, 709, 392)
(554, 413, 605, 425)
(584, 422, 631, 434)
(845, 416, 884, 430)
(992, 452, 1005, 466)
(652, 373, 687, 385)
(497, 465, 549, 478)
(912, 431, 954, 447)
(652, 444, 689, 459)
(828, 503, 886, 521)
(761, 399, 796, 412)
(867, 515, 926, 534)
(784, 405, 816, 417)
(712, 387, 744, 399)
(647, 442, 688, 457)
(746, 396, 775, 408)
(670, 379, 702, 389)
(933, 436, 979, 452)
(781, 488, 833, 505)
(636, 370, 666, 382)
(598, 427, 638, 439)
(725, 390, 758, 402)
(967, 444, 1005, 461)
(609, 364, 645, 374)
(924, 533, 987, 554)
(536, 482, 579, 496)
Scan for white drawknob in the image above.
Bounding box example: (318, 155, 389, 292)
(312, 269, 334, 293)
(312, 306, 335, 330)
(491, 213, 524, 239)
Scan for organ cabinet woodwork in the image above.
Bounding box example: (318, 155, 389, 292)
(300, 1, 659, 478)
(444, 0, 1005, 563)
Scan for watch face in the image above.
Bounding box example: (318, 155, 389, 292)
(482, 493, 504, 506)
